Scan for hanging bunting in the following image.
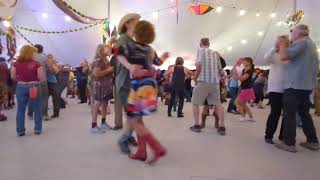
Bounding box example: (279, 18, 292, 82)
(188, 3, 213, 15)
(52, 0, 108, 24)
(13, 26, 33, 45)
(13, 20, 104, 34)
(102, 20, 110, 43)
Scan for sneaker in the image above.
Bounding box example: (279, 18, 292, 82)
(112, 126, 123, 131)
(265, 138, 275, 144)
(247, 118, 256, 122)
(43, 115, 51, 121)
(90, 126, 106, 134)
(217, 127, 226, 136)
(51, 115, 59, 119)
(0, 115, 7, 121)
(240, 117, 248, 122)
(128, 136, 138, 146)
(118, 140, 131, 154)
(17, 132, 25, 137)
(275, 142, 297, 153)
(101, 123, 112, 130)
(190, 125, 202, 133)
(300, 142, 320, 151)
(34, 131, 42, 135)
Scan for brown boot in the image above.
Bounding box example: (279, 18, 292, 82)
(128, 135, 147, 161)
(144, 134, 166, 165)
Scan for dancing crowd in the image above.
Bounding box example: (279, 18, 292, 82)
(0, 13, 319, 166)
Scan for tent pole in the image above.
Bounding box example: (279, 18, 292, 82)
(108, 0, 111, 19)
(176, 0, 179, 24)
(293, 0, 297, 13)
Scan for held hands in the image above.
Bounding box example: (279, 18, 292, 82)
(160, 52, 170, 61)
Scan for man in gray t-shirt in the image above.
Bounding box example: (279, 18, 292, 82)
(276, 24, 320, 152)
(27, 45, 51, 120)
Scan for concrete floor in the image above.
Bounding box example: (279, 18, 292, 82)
(0, 99, 320, 180)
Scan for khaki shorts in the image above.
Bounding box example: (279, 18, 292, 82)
(192, 82, 221, 106)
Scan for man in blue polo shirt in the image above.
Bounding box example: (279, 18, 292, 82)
(277, 24, 320, 152)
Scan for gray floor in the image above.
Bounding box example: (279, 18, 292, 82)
(0, 99, 320, 180)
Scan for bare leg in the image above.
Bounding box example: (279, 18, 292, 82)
(215, 105, 225, 127)
(236, 98, 244, 117)
(91, 101, 100, 123)
(193, 105, 200, 125)
(243, 102, 253, 118)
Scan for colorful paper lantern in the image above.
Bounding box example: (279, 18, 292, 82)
(188, 3, 213, 15)
(285, 10, 304, 28)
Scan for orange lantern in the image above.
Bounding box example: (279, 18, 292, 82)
(188, 3, 213, 15)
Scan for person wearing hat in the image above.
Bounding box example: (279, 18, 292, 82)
(111, 13, 142, 154)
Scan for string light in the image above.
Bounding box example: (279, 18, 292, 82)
(270, 12, 277, 18)
(256, 12, 261, 17)
(152, 11, 159, 19)
(216, 6, 223, 13)
(227, 46, 233, 51)
(276, 21, 283, 26)
(241, 39, 247, 44)
(257, 31, 264, 36)
(2, 20, 11, 27)
(239, 9, 246, 16)
(41, 13, 48, 19)
(317, 48, 320, 53)
(65, 16, 72, 21)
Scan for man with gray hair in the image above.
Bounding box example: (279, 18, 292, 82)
(277, 24, 320, 152)
(191, 38, 226, 135)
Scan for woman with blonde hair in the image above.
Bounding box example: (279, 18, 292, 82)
(90, 44, 114, 133)
(11, 45, 43, 136)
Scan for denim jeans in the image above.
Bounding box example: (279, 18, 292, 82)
(227, 87, 238, 112)
(16, 84, 42, 135)
(28, 82, 49, 117)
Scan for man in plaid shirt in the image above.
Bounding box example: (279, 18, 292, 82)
(190, 38, 226, 135)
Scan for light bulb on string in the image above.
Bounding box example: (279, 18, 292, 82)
(276, 21, 283, 26)
(2, 20, 11, 27)
(65, 16, 72, 21)
(227, 46, 233, 51)
(270, 12, 277, 18)
(241, 39, 247, 44)
(239, 9, 246, 16)
(41, 13, 48, 19)
(256, 12, 261, 17)
(152, 11, 159, 19)
(257, 31, 264, 36)
(216, 6, 223, 13)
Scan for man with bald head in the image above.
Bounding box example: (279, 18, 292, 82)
(277, 24, 320, 152)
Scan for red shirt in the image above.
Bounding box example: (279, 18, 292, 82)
(14, 60, 40, 82)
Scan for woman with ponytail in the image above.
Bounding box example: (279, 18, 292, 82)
(234, 57, 256, 122)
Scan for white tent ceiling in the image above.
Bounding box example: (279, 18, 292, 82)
(1, 0, 320, 69)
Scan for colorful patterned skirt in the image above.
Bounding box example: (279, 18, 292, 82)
(126, 77, 158, 118)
